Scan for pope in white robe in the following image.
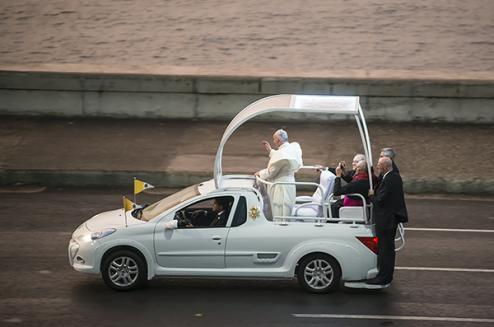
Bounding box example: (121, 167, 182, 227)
(256, 129, 303, 218)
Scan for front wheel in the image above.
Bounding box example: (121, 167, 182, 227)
(102, 250, 147, 291)
(297, 254, 341, 293)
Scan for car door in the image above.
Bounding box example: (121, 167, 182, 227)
(225, 194, 301, 270)
(154, 196, 234, 269)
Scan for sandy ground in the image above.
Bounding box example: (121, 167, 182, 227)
(0, 0, 493, 76)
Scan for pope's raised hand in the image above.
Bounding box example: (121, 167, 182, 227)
(261, 140, 272, 152)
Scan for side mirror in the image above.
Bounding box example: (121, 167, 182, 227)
(163, 220, 178, 230)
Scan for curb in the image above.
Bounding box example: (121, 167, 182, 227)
(1, 169, 493, 196)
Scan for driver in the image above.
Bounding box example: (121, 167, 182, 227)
(176, 197, 230, 228)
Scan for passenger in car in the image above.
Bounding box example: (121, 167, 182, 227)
(328, 153, 365, 183)
(331, 160, 375, 218)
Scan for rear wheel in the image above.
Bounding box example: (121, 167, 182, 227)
(102, 250, 146, 291)
(297, 254, 341, 293)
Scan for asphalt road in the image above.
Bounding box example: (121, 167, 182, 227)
(1, 187, 493, 327)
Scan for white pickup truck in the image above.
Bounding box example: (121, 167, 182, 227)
(68, 95, 404, 293)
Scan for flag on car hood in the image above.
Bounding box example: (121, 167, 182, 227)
(134, 178, 155, 195)
(122, 196, 136, 211)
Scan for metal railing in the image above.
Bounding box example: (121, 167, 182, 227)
(395, 223, 405, 252)
(256, 175, 405, 251)
(327, 193, 370, 224)
(256, 177, 370, 225)
(255, 176, 327, 222)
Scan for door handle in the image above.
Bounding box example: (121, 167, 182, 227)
(212, 236, 222, 241)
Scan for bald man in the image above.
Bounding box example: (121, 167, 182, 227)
(331, 159, 372, 218)
(329, 153, 366, 183)
(367, 157, 408, 286)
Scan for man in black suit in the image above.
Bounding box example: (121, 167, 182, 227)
(208, 197, 230, 228)
(367, 157, 408, 285)
(177, 197, 230, 228)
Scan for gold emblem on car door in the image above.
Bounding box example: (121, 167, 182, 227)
(249, 206, 260, 220)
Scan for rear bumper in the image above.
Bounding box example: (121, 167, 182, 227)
(366, 267, 379, 279)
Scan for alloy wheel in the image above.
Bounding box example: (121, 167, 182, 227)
(303, 258, 334, 290)
(108, 256, 139, 287)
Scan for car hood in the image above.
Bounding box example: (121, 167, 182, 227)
(85, 209, 132, 231)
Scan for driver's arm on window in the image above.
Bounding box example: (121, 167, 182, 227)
(175, 212, 193, 228)
(178, 221, 193, 228)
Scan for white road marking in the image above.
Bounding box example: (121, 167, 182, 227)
(396, 267, 494, 273)
(293, 314, 494, 323)
(405, 227, 494, 233)
(38, 270, 51, 274)
(405, 194, 494, 202)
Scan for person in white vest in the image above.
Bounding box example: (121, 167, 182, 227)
(255, 129, 303, 218)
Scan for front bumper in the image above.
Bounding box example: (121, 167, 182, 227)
(68, 225, 100, 274)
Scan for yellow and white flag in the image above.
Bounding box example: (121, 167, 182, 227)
(122, 196, 137, 211)
(134, 178, 155, 195)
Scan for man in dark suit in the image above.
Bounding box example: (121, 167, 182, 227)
(208, 197, 230, 228)
(177, 197, 230, 228)
(367, 157, 408, 285)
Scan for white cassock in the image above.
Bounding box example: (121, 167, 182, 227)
(259, 142, 303, 218)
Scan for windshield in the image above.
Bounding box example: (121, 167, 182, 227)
(141, 184, 200, 221)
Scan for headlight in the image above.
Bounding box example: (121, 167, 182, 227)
(91, 228, 117, 240)
(77, 234, 93, 243)
(69, 242, 79, 259)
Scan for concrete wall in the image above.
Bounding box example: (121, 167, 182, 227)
(2, 169, 493, 195)
(1, 70, 493, 122)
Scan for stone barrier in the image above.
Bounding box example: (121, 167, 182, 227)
(2, 169, 493, 195)
(1, 68, 494, 123)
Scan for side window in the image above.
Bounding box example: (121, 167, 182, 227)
(231, 196, 247, 227)
(175, 196, 234, 229)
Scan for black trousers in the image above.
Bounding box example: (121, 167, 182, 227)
(375, 225, 397, 283)
(330, 199, 343, 218)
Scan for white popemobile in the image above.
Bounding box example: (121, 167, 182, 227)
(68, 95, 404, 293)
